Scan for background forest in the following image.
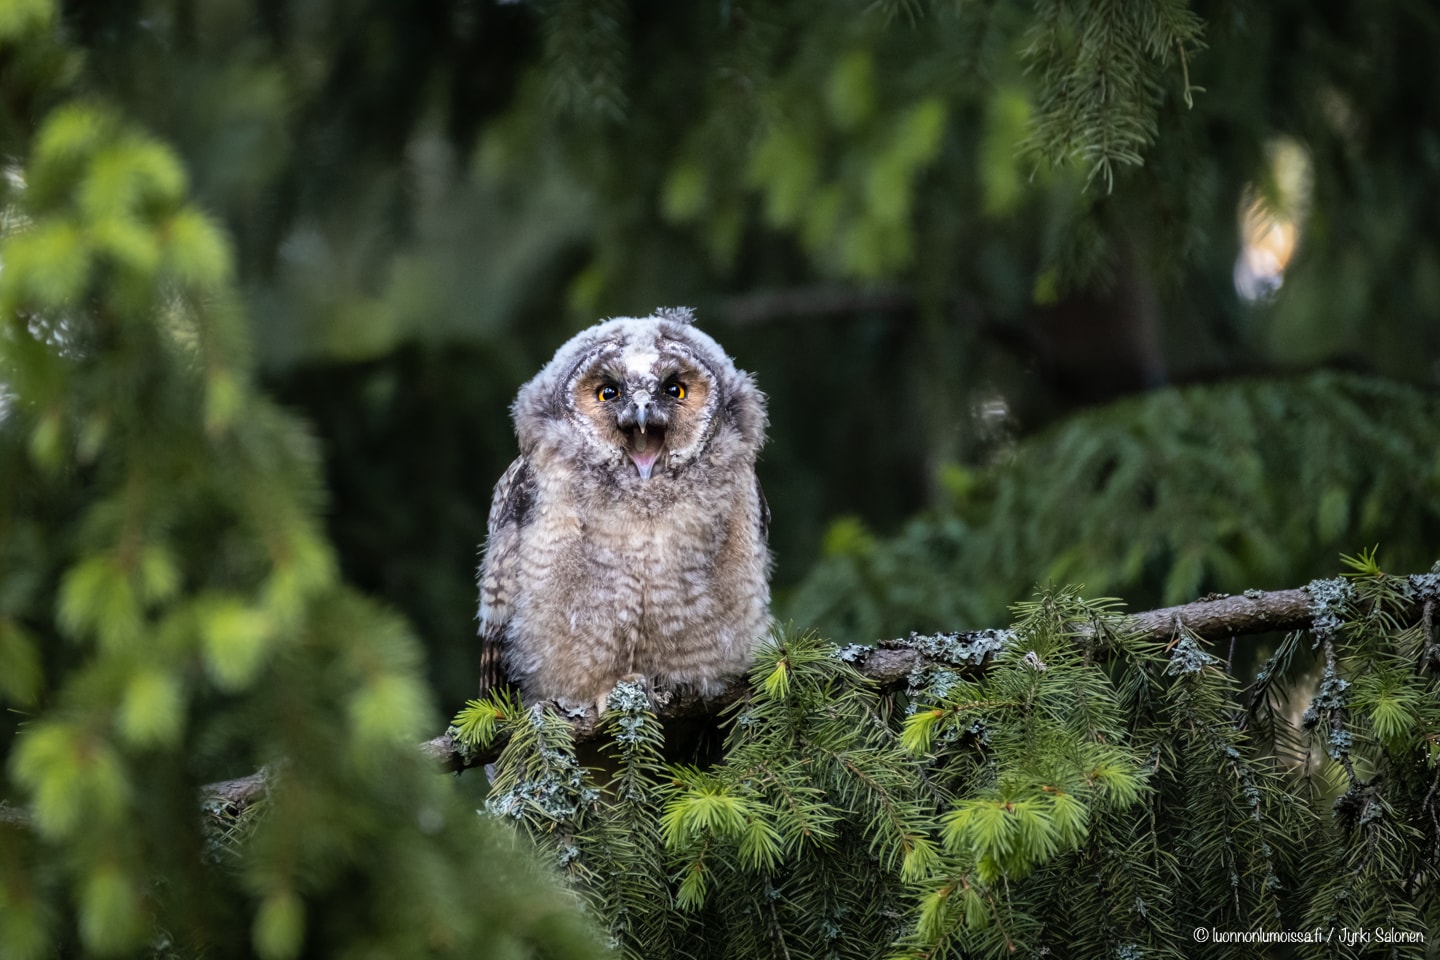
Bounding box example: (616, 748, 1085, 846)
(2, 0, 1439, 957)
(7, 0, 1438, 707)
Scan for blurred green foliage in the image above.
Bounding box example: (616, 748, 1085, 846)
(790, 372, 1440, 643)
(0, 5, 601, 957)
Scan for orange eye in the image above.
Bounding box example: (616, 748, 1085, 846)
(664, 382, 686, 400)
(596, 384, 619, 402)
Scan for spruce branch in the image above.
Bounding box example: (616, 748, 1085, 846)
(183, 573, 1432, 815)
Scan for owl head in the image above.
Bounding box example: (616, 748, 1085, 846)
(512, 307, 765, 484)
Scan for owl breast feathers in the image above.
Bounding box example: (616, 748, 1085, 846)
(478, 307, 772, 710)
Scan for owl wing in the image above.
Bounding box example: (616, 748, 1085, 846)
(478, 455, 536, 696)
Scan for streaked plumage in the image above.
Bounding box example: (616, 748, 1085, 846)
(478, 307, 771, 711)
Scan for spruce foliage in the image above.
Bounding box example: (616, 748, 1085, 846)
(789, 373, 1440, 644)
(457, 565, 1439, 959)
(1295, 556, 1440, 944)
(1021, 0, 1206, 189)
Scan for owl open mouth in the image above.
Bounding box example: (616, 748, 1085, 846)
(626, 426, 666, 480)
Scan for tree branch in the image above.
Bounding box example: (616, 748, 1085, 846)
(204, 577, 1413, 813)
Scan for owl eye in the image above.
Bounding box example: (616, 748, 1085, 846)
(664, 381, 687, 400)
(596, 384, 620, 402)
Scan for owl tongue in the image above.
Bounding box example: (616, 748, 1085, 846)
(628, 427, 665, 480)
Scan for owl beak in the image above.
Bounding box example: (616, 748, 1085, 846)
(618, 396, 667, 479)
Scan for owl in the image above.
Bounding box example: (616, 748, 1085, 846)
(477, 307, 772, 713)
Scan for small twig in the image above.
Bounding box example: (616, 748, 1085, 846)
(1423, 599, 1435, 671)
(768, 898, 793, 960)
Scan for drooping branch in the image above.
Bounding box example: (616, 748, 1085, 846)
(204, 576, 1420, 814)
